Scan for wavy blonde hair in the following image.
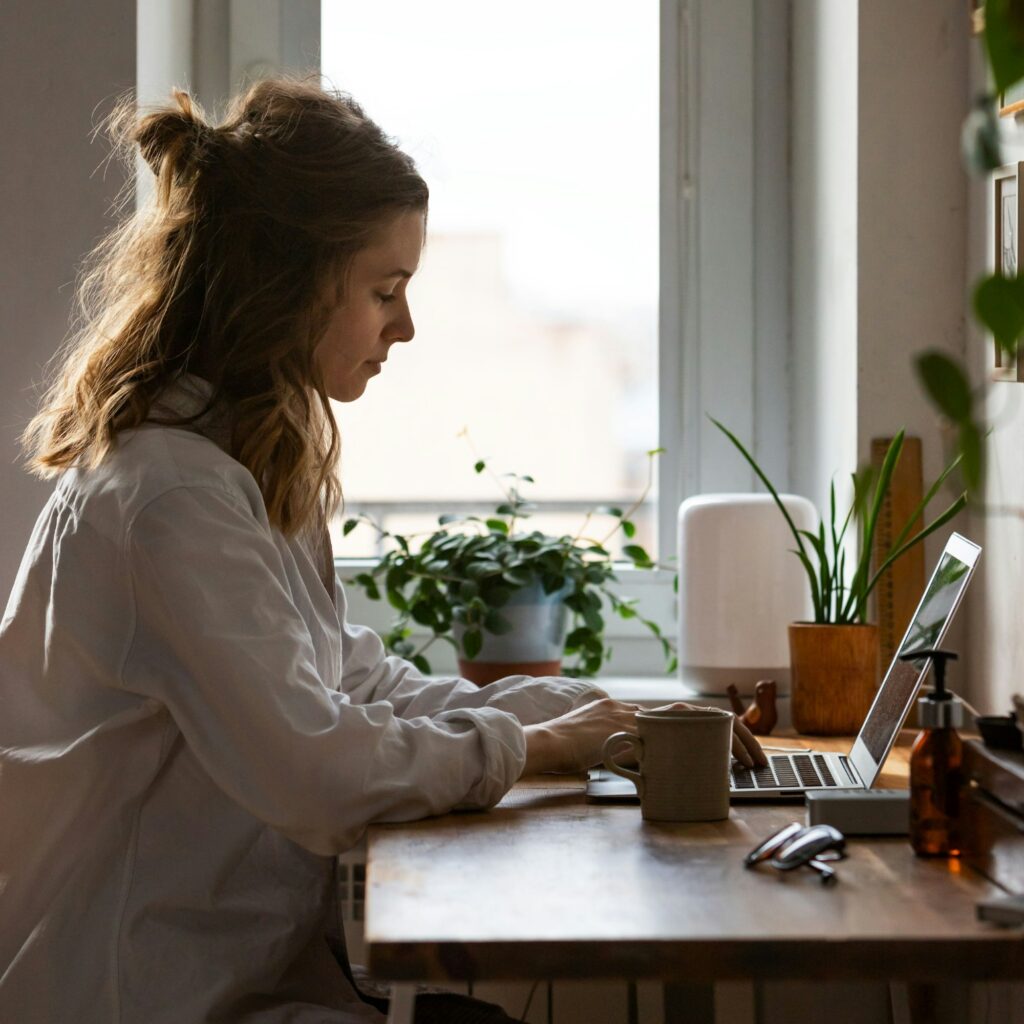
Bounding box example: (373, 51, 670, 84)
(24, 78, 428, 534)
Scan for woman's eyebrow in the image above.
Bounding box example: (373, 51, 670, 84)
(378, 268, 414, 280)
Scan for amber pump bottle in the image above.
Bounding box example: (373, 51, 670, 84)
(900, 647, 963, 857)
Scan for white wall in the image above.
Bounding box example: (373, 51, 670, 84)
(790, 0, 859, 518)
(857, 0, 972, 689)
(966, 24, 1024, 715)
(0, 0, 135, 601)
(856, 0, 969, 551)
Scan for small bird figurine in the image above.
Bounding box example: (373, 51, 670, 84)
(725, 679, 778, 736)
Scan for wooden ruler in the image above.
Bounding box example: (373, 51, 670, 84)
(870, 437, 925, 667)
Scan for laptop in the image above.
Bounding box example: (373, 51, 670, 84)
(587, 531, 982, 802)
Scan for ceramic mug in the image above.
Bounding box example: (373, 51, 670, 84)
(601, 707, 733, 822)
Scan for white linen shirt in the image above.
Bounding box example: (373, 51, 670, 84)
(0, 383, 602, 1023)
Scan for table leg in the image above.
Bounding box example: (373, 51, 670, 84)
(387, 984, 416, 1024)
(891, 981, 970, 1024)
(664, 980, 757, 1024)
(910, 982, 970, 1024)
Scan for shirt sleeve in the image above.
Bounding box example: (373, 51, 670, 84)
(336, 582, 609, 724)
(120, 484, 526, 856)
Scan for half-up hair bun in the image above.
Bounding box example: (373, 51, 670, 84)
(132, 89, 210, 189)
(27, 76, 429, 537)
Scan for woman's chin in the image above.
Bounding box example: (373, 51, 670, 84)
(328, 380, 368, 403)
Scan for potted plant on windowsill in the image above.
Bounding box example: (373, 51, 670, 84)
(712, 418, 967, 734)
(342, 448, 677, 684)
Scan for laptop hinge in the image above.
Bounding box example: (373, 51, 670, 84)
(838, 755, 859, 785)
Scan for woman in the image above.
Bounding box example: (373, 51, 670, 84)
(0, 79, 764, 1023)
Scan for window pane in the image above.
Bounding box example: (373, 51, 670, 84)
(322, 1, 659, 559)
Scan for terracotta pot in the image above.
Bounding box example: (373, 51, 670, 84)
(788, 622, 879, 735)
(457, 658, 563, 687)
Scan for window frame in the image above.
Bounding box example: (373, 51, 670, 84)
(328, 0, 790, 677)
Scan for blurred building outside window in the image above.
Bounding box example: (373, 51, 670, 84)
(321, 0, 661, 568)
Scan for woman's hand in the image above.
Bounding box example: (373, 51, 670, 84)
(522, 698, 645, 775)
(521, 698, 768, 777)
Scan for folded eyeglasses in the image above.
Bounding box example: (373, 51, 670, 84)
(744, 822, 847, 886)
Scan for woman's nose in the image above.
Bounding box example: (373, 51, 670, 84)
(389, 302, 415, 344)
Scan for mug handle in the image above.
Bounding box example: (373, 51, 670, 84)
(602, 731, 645, 798)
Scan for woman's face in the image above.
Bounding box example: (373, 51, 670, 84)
(317, 209, 425, 403)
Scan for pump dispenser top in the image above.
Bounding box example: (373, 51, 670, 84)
(902, 647, 964, 729)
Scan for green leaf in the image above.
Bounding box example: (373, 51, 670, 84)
(915, 351, 973, 423)
(646, 446, 666, 456)
(480, 583, 512, 607)
(410, 601, 436, 627)
(959, 420, 984, 492)
(974, 272, 1024, 358)
(495, 504, 516, 516)
(541, 573, 566, 595)
(386, 588, 408, 612)
(622, 544, 653, 567)
(438, 513, 461, 525)
(342, 518, 359, 536)
(484, 609, 514, 635)
(596, 506, 624, 518)
(411, 654, 432, 674)
(462, 629, 483, 660)
(621, 520, 636, 538)
(485, 518, 509, 534)
(985, 0, 1024, 95)
(385, 566, 409, 592)
(501, 566, 533, 587)
(474, 459, 486, 474)
(866, 491, 969, 600)
(354, 573, 381, 601)
(465, 560, 503, 580)
(565, 627, 591, 650)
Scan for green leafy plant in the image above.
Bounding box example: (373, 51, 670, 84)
(342, 447, 677, 677)
(711, 418, 968, 625)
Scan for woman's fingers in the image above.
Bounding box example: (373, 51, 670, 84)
(732, 716, 768, 768)
(550, 697, 768, 774)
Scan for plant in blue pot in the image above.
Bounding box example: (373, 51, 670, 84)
(343, 450, 675, 685)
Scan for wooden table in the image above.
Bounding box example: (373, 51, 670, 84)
(365, 735, 1024, 1023)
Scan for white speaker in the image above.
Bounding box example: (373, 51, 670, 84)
(677, 493, 817, 697)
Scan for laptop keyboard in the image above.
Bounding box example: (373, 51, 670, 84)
(731, 752, 842, 791)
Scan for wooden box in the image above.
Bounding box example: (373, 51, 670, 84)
(962, 739, 1024, 894)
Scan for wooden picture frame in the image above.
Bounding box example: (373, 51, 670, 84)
(994, 163, 1024, 379)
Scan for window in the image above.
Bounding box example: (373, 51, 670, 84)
(318, 1, 789, 675)
(321, 1, 661, 563)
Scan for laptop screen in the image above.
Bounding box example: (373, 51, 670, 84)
(851, 533, 981, 782)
